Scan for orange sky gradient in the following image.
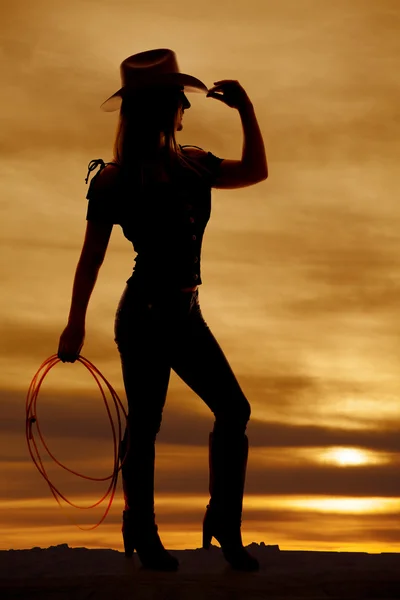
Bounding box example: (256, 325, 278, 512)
(1, 0, 400, 552)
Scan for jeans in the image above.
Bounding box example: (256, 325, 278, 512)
(114, 280, 251, 444)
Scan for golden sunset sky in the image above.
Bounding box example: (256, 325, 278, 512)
(2, 0, 400, 552)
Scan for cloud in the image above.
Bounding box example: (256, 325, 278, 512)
(5, 378, 400, 450)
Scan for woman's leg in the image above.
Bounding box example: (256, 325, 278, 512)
(170, 291, 251, 433)
(113, 283, 180, 569)
(114, 283, 171, 519)
(169, 290, 258, 569)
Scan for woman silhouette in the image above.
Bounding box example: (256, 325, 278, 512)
(58, 48, 268, 572)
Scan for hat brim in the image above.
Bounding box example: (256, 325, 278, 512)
(100, 73, 208, 112)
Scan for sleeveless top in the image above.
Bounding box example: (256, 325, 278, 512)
(85, 145, 223, 290)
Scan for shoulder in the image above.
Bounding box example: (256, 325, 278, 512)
(179, 145, 224, 187)
(180, 145, 208, 159)
(87, 161, 122, 200)
(179, 145, 224, 169)
(91, 162, 121, 189)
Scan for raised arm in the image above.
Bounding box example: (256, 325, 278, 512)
(58, 220, 113, 362)
(206, 80, 268, 189)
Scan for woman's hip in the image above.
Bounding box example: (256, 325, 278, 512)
(114, 281, 200, 347)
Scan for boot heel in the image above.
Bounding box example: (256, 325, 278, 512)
(122, 514, 179, 571)
(202, 526, 212, 549)
(122, 528, 134, 558)
(202, 506, 212, 549)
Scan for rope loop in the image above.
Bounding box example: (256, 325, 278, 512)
(25, 354, 129, 531)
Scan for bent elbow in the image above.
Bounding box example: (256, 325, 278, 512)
(254, 170, 268, 184)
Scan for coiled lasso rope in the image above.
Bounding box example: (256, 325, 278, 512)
(25, 354, 129, 531)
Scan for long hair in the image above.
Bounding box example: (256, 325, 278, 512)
(113, 85, 204, 185)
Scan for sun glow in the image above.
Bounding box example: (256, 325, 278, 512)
(319, 447, 384, 467)
(245, 496, 400, 514)
(287, 497, 393, 514)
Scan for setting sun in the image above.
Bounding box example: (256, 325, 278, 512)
(321, 447, 371, 467)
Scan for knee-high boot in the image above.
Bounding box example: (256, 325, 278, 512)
(119, 430, 179, 571)
(202, 430, 259, 571)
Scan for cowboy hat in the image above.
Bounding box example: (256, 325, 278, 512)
(101, 48, 208, 112)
